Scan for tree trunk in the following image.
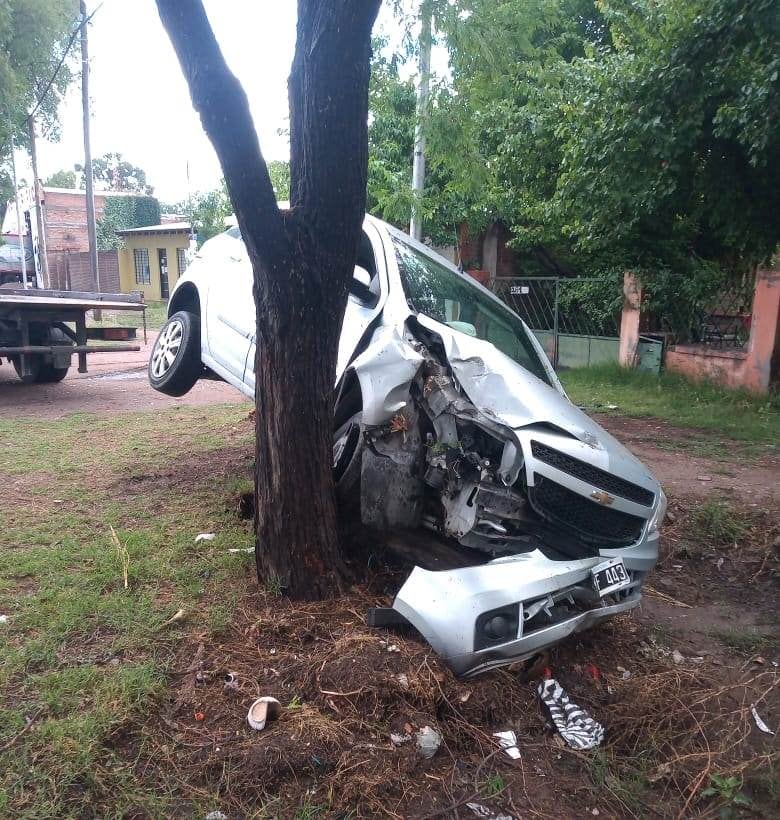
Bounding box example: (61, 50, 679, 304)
(252, 226, 350, 598)
(156, 0, 380, 599)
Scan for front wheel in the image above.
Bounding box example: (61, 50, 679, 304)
(148, 311, 202, 396)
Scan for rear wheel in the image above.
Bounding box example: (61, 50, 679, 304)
(148, 311, 202, 396)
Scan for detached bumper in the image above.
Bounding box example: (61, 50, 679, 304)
(392, 542, 656, 678)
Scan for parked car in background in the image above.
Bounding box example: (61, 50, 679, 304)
(149, 215, 665, 677)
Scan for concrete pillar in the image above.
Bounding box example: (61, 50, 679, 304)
(619, 271, 643, 367)
(482, 223, 499, 286)
(743, 269, 780, 393)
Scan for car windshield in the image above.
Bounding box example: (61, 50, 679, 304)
(394, 238, 551, 385)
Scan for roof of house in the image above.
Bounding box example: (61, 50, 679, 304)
(117, 221, 191, 236)
(42, 186, 151, 197)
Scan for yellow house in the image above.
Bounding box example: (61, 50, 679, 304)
(117, 222, 192, 301)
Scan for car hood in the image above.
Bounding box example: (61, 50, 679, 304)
(414, 314, 657, 487)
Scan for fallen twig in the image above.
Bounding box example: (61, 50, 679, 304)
(643, 585, 693, 608)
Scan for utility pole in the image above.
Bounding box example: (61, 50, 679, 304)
(80, 0, 100, 300)
(27, 115, 50, 288)
(7, 119, 29, 288)
(410, 0, 432, 242)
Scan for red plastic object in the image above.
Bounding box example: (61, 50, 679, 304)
(585, 663, 601, 681)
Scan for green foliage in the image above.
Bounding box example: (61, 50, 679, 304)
(268, 159, 290, 201)
(374, 0, 778, 278)
(183, 182, 233, 245)
(0, 0, 77, 144)
(481, 772, 506, 798)
(0, 0, 77, 225)
(79, 152, 153, 194)
(96, 196, 161, 251)
(44, 168, 78, 188)
(479, 0, 779, 272)
(691, 500, 749, 549)
(702, 774, 751, 816)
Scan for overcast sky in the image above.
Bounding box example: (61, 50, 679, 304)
(16, 0, 439, 206)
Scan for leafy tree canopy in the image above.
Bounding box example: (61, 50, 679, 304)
(0, 0, 78, 225)
(78, 152, 154, 194)
(371, 0, 779, 275)
(44, 168, 78, 188)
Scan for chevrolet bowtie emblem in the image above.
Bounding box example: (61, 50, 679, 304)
(590, 490, 615, 506)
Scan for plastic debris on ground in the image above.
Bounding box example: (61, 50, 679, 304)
(227, 547, 254, 553)
(205, 812, 228, 820)
(247, 696, 281, 731)
(223, 673, 239, 691)
(195, 533, 216, 543)
(750, 704, 774, 735)
(493, 730, 521, 760)
(415, 725, 442, 759)
(466, 802, 516, 820)
(538, 678, 604, 750)
(0, 614, 8, 625)
(390, 731, 411, 746)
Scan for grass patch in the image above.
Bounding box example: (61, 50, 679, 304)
(0, 404, 254, 816)
(560, 363, 779, 447)
(713, 628, 772, 656)
(88, 300, 168, 331)
(690, 499, 749, 547)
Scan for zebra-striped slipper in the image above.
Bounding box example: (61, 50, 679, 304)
(537, 677, 604, 750)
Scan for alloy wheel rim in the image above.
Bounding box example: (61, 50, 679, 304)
(151, 319, 183, 379)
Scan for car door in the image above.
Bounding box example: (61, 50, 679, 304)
(242, 224, 387, 392)
(204, 230, 255, 379)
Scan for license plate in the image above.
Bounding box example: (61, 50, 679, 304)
(591, 558, 631, 597)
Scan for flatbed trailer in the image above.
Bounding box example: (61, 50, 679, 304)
(0, 288, 146, 384)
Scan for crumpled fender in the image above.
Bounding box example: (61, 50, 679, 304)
(347, 325, 424, 426)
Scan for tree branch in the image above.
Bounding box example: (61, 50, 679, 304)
(155, 0, 286, 266)
(289, 0, 381, 236)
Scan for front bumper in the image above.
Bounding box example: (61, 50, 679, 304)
(392, 533, 658, 678)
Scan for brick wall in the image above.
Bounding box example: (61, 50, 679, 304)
(42, 189, 108, 256)
(48, 250, 119, 292)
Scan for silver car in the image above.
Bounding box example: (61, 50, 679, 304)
(149, 215, 665, 677)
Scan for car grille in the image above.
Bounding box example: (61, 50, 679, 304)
(531, 440, 655, 507)
(529, 474, 645, 546)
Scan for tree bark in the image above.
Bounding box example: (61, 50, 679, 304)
(157, 0, 380, 599)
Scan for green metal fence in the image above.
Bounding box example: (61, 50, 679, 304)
(493, 276, 623, 370)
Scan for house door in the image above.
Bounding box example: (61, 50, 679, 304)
(158, 249, 169, 299)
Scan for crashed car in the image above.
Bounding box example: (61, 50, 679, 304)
(149, 215, 665, 677)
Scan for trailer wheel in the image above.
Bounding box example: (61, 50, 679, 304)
(148, 311, 202, 396)
(11, 354, 42, 384)
(11, 327, 72, 384)
(37, 328, 71, 383)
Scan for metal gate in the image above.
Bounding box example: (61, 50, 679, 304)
(493, 276, 623, 370)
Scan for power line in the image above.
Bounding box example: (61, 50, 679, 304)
(25, 3, 103, 125)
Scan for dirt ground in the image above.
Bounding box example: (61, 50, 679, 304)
(0, 334, 247, 417)
(1, 345, 777, 817)
(1, 344, 776, 512)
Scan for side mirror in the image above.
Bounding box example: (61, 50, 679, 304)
(349, 265, 374, 302)
(446, 320, 478, 337)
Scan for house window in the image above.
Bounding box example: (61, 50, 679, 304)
(176, 247, 187, 276)
(133, 248, 151, 284)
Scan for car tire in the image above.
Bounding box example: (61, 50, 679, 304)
(333, 412, 363, 517)
(148, 311, 202, 396)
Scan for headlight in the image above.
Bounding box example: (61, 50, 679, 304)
(647, 489, 667, 533)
